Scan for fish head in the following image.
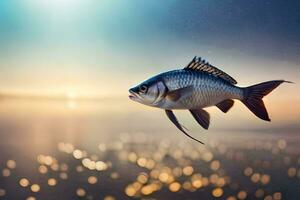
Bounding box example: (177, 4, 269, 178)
(129, 77, 167, 106)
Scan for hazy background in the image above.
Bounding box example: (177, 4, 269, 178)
(0, 1, 299, 200)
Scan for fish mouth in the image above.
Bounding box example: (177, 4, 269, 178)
(129, 89, 139, 101)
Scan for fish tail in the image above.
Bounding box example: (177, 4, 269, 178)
(241, 80, 292, 121)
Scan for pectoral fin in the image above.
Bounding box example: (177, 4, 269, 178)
(166, 86, 193, 102)
(165, 110, 204, 144)
(189, 109, 210, 129)
(216, 99, 234, 113)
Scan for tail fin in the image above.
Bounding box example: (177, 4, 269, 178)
(242, 80, 291, 121)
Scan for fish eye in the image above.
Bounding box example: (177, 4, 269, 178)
(139, 84, 148, 93)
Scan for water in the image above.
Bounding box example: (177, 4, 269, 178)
(0, 99, 299, 200)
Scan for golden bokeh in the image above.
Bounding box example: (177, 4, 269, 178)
(273, 192, 282, 200)
(132, 181, 142, 191)
(30, 184, 40, 193)
(244, 167, 253, 176)
(192, 179, 202, 188)
(95, 161, 108, 171)
(0, 131, 297, 199)
(264, 195, 273, 200)
(277, 139, 286, 150)
(251, 173, 260, 183)
(73, 149, 83, 159)
(2, 168, 10, 177)
(38, 165, 48, 174)
(158, 172, 169, 183)
(137, 173, 148, 184)
(48, 178, 57, 186)
(237, 190, 247, 200)
(212, 187, 223, 197)
(76, 188, 86, 197)
(261, 174, 271, 185)
(183, 166, 194, 176)
(137, 157, 147, 167)
(210, 160, 221, 171)
(209, 174, 219, 184)
(125, 185, 136, 197)
(51, 163, 59, 171)
(88, 176, 97, 184)
(169, 182, 181, 192)
(202, 152, 213, 162)
(216, 177, 226, 187)
(146, 159, 156, 169)
(150, 169, 160, 179)
(19, 178, 30, 187)
(103, 196, 115, 200)
(141, 185, 154, 195)
(26, 197, 36, 200)
(7, 160, 17, 169)
(128, 152, 137, 162)
(44, 156, 53, 166)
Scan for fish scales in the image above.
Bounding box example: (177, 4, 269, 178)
(160, 70, 243, 109)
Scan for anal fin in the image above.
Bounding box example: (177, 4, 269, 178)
(165, 110, 204, 144)
(189, 109, 210, 129)
(216, 99, 234, 113)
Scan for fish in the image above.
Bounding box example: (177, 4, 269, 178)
(129, 56, 291, 144)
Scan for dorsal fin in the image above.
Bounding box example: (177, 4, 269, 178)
(184, 56, 237, 85)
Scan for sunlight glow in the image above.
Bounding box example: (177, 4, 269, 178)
(25, 0, 85, 17)
(29, 0, 82, 9)
(67, 101, 77, 110)
(66, 91, 78, 99)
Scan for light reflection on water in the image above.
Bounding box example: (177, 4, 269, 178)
(0, 99, 299, 200)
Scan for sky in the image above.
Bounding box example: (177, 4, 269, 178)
(0, 0, 299, 95)
(0, 5, 299, 199)
(0, 0, 299, 131)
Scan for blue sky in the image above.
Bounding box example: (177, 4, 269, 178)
(0, 0, 299, 95)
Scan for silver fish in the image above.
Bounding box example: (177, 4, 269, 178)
(129, 56, 290, 144)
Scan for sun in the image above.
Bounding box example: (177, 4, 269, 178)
(66, 91, 78, 99)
